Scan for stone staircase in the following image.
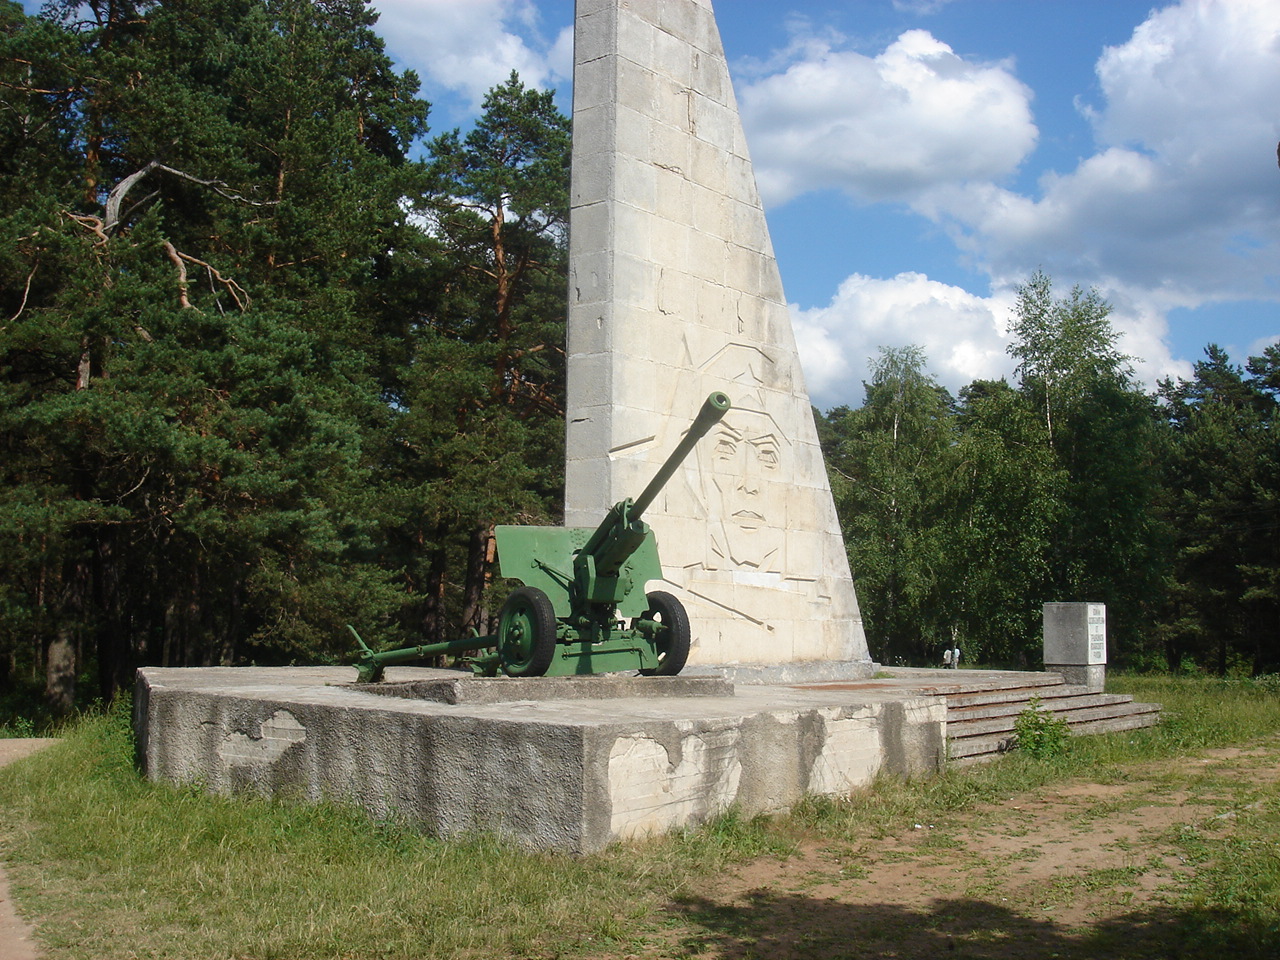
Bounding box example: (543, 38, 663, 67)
(876, 668, 1163, 767)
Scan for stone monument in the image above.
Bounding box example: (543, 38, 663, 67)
(564, 0, 871, 677)
(1043, 602, 1107, 692)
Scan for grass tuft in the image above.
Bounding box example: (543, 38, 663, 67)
(1013, 694, 1071, 759)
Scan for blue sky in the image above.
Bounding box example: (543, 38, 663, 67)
(367, 0, 1280, 410)
(25, 0, 1276, 409)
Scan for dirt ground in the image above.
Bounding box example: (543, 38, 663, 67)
(608, 740, 1280, 960)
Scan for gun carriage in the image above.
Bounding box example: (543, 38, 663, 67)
(351, 392, 731, 682)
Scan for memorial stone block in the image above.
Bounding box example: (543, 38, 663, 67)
(1043, 602, 1107, 692)
(565, 0, 871, 677)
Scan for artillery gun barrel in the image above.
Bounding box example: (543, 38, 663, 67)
(631, 391, 731, 519)
(574, 392, 730, 581)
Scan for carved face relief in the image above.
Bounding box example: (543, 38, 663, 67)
(701, 412, 785, 572)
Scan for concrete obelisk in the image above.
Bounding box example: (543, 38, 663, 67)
(565, 0, 872, 677)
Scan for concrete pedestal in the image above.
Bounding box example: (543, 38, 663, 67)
(135, 666, 945, 853)
(1049, 663, 1107, 691)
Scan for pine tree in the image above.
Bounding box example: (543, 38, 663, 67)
(0, 0, 430, 709)
(1157, 345, 1280, 673)
(371, 71, 570, 645)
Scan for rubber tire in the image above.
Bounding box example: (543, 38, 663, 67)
(638, 590, 691, 677)
(498, 586, 557, 677)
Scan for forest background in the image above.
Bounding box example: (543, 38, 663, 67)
(1, 0, 1276, 719)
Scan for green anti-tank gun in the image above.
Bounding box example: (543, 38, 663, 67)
(351, 392, 731, 682)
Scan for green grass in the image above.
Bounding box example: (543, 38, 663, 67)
(0, 716, 37, 738)
(790, 673, 1280, 840)
(2, 675, 1278, 959)
(0, 699, 780, 959)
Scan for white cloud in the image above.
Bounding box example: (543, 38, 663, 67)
(746, 1, 1280, 403)
(915, 0, 1280, 391)
(793, 271, 1200, 411)
(545, 18, 575, 86)
(372, 0, 571, 109)
(1249, 333, 1280, 356)
(1087, 283, 1194, 389)
(1090, 0, 1280, 158)
(942, 2, 1279, 297)
(794, 273, 1015, 409)
(738, 29, 1037, 207)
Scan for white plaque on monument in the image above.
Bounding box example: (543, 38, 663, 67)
(1087, 604, 1107, 665)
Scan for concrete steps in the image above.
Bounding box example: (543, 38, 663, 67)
(946, 678, 1161, 765)
(876, 669, 1162, 766)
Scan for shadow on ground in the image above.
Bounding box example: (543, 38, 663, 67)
(670, 890, 1278, 960)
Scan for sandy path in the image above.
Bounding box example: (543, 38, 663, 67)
(0, 740, 58, 960)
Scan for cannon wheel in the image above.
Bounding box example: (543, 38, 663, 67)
(497, 586, 557, 677)
(638, 590, 690, 676)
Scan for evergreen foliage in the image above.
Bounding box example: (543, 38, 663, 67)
(382, 70, 570, 643)
(0, 0, 568, 714)
(1156, 345, 1280, 673)
(1, 0, 1274, 721)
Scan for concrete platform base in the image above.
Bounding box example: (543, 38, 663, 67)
(135, 666, 945, 853)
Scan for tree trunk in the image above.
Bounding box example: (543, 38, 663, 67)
(420, 521, 450, 652)
(44, 629, 77, 714)
(490, 202, 512, 400)
(94, 532, 122, 703)
(45, 560, 85, 713)
(460, 522, 495, 634)
(220, 581, 241, 666)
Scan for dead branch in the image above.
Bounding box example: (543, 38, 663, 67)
(157, 162, 277, 208)
(76, 334, 91, 391)
(114, 466, 152, 502)
(104, 163, 157, 232)
(118, 188, 160, 229)
(4, 261, 38, 326)
(104, 160, 277, 234)
(0, 79, 64, 95)
(176, 249, 249, 311)
(162, 240, 194, 310)
(63, 211, 109, 245)
(270, 256, 322, 269)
